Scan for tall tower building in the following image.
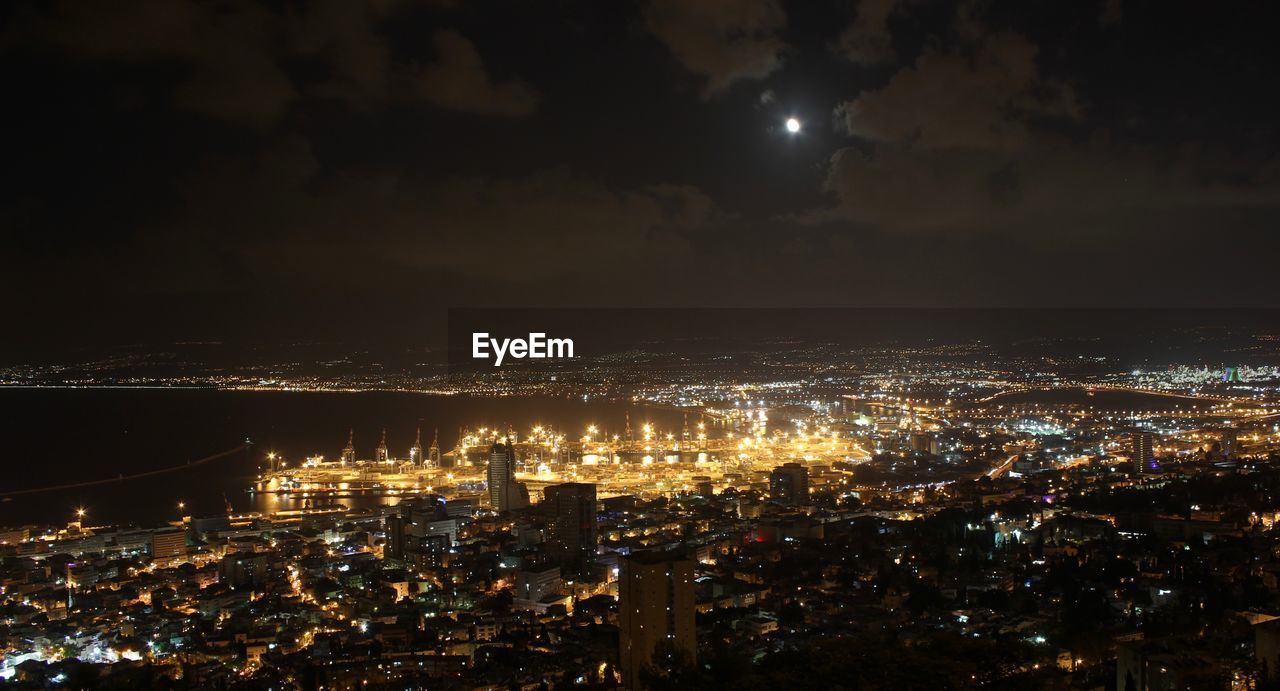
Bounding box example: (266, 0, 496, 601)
(488, 441, 528, 512)
(375, 428, 390, 463)
(542, 482, 598, 578)
(770, 463, 809, 505)
(384, 514, 406, 560)
(341, 429, 356, 465)
(410, 427, 424, 466)
(1131, 432, 1155, 473)
(618, 551, 696, 689)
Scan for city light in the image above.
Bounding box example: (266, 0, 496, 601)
(5, 0, 1277, 685)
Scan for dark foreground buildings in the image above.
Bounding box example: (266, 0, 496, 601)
(618, 551, 696, 689)
(543, 482, 598, 579)
(770, 462, 809, 505)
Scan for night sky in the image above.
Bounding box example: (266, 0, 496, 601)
(4, 0, 1280, 351)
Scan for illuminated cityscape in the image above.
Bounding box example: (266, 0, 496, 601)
(6, 0, 1280, 689)
(4, 338, 1280, 688)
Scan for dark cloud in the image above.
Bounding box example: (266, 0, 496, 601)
(4, 0, 1280, 351)
(815, 3, 1280, 235)
(835, 32, 1078, 150)
(1, 0, 536, 126)
(643, 0, 787, 97)
(7, 0, 296, 127)
(833, 0, 899, 65)
(817, 137, 1280, 235)
(1100, 0, 1123, 26)
(115, 136, 717, 294)
(408, 29, 539, 116)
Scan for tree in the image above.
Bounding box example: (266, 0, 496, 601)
(479, 587, 514, 616)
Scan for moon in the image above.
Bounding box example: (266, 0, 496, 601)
(785, 117, 801, 134)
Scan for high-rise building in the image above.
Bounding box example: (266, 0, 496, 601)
(488, 441, 529, 512)
(1258, 620, 1280, 683)
(618, 551, 695, 689)
(910, 432, 939, 455)
(150, 529, 187, 559)
(375, 428, 390, 463)
(385, 497, 458, 569)
(770, 463, 809, 505)
(1131, 432, 1155, 473)
(384, 514, 406, 560)
(341, 428, 356, 465)
(517, 564, 562, 602)
(220, 552, 269, 589)
(488, 441, 514, 509)
(542, 482, 597, 578)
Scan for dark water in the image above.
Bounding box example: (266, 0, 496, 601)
(982, 387, 1221, 411)
(0, 389, 688, 527)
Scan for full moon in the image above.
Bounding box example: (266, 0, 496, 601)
(785, 117, 801, 134)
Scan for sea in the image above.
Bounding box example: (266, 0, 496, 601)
(0, 388, 688, 527)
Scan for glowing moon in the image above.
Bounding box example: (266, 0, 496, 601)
(785, 117, 801, 134)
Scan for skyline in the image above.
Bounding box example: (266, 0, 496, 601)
(7, 306, 1280, 367)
